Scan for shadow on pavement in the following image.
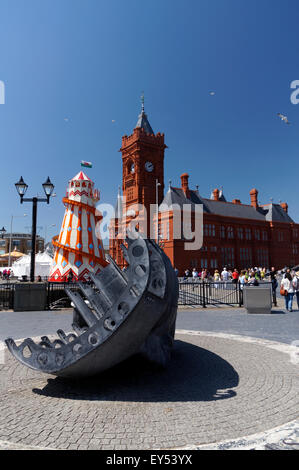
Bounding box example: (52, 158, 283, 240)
(32, 339, 239, 403)
(270, 310, 286, 315)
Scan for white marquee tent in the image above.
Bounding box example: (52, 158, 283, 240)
(12, 252, 53, 279)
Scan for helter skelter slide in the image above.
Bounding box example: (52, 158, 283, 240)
(5, 234, 179, 378)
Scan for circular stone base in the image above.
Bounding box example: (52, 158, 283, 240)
(0, 332, 298, 450)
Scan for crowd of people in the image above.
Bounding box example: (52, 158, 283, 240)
(176, 265, 299, 312)
(0, 268, 13, 280)
(180, 266, 274, 284)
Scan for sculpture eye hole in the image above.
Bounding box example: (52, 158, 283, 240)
(132, 245, 144, 257)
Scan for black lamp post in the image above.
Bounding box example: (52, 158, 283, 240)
(15, 176, 54, 282)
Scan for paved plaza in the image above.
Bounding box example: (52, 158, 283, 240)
(0, 306, 298, 450)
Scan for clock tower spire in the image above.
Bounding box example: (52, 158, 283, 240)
(121, 97, 166, 221)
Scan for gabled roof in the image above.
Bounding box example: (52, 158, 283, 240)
(160, 187, 203, 211)
(261, 204, 294, 223)
(159, 187, 295, 223)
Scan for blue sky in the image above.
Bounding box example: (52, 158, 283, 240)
(0, 0, 298, 245)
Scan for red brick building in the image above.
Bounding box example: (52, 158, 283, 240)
(109, 105, 299, 274)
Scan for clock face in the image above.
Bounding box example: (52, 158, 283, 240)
(145, 161, 154, 172)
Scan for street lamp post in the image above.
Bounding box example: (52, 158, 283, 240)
(15, 177, 54, 282)
(155, 179, 161, 244)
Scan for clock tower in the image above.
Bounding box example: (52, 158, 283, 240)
(109, 97, 167, 265)
(121, 96, 167, 230)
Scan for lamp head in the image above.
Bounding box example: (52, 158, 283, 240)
(15, 176, 28, 202)
(42, 177, 54, 203)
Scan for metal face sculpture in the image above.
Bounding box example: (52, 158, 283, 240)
(5, 235, 178, 378)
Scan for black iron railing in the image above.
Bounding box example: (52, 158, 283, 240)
(178, 280, 275, 307)
(0, 283, 15, 310)
(0, 280, 276, 310)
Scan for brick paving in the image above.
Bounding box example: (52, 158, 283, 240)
(0, 331, 298, 450)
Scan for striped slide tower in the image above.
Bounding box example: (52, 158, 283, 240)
(49, 171, 107, 282)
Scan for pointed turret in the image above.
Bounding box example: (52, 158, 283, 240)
(135, 92, 154, 134)
(49, 171, 107, 282)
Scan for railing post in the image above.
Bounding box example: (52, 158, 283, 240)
(47, 282, 50, 310)
(272, 283, 277, 306)
(202, 280, 206, 308)
(238, 282, 242, 307)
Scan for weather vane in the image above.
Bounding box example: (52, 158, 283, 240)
(141, 91, 145, 112)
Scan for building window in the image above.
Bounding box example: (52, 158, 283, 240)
(182, 222, 192, 240)
(204, 224, 215, 237)
(254, 229, 260, 240)
(190, 259, 198, 268)
(257, 248, 269, 268)
(221, 247, 235, 267)
(210, 246, 217, 252)
(13, 240, 20, 247)
(0, 240, 6, 247)
(220, 226, 226, 239)
(237, 228, 243, 240)
(210, 259, 218, 268)
(278, 232, 284, 242)
(240, 247, 252, 268)
(227, 227, 234, 239)
(293, 245, 298, 255)
(157, 223, 162, 239)
(245, 228, 251, 240)
(262, 231, 268, 241)
(293, 229, 298, 239)
(127, 188, 134, 201)
(200, 258, 208, 269)
(201, 246, 208, 252)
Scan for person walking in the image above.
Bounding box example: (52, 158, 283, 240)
(239, 270, 247, 289)
(221, 267, 230, 289)
(192, 268, 199, 281)
(293, 271, 299, 310)
(221, 267, 229, 281)
(232, 269, 239, 285)
(269, 267, 278, 306)
(183, 269, 190, 281)
(213, 269, 220, 288)
(280, 272, 295, 312)
(248, 272, 259, 286)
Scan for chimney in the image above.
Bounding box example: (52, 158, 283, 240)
(181, 173, 190, 199)
(213, 189, 220, 201)
(232, 199, 241, 205)
(250, 188, 258, 209)
(280, 202, 288, 213)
